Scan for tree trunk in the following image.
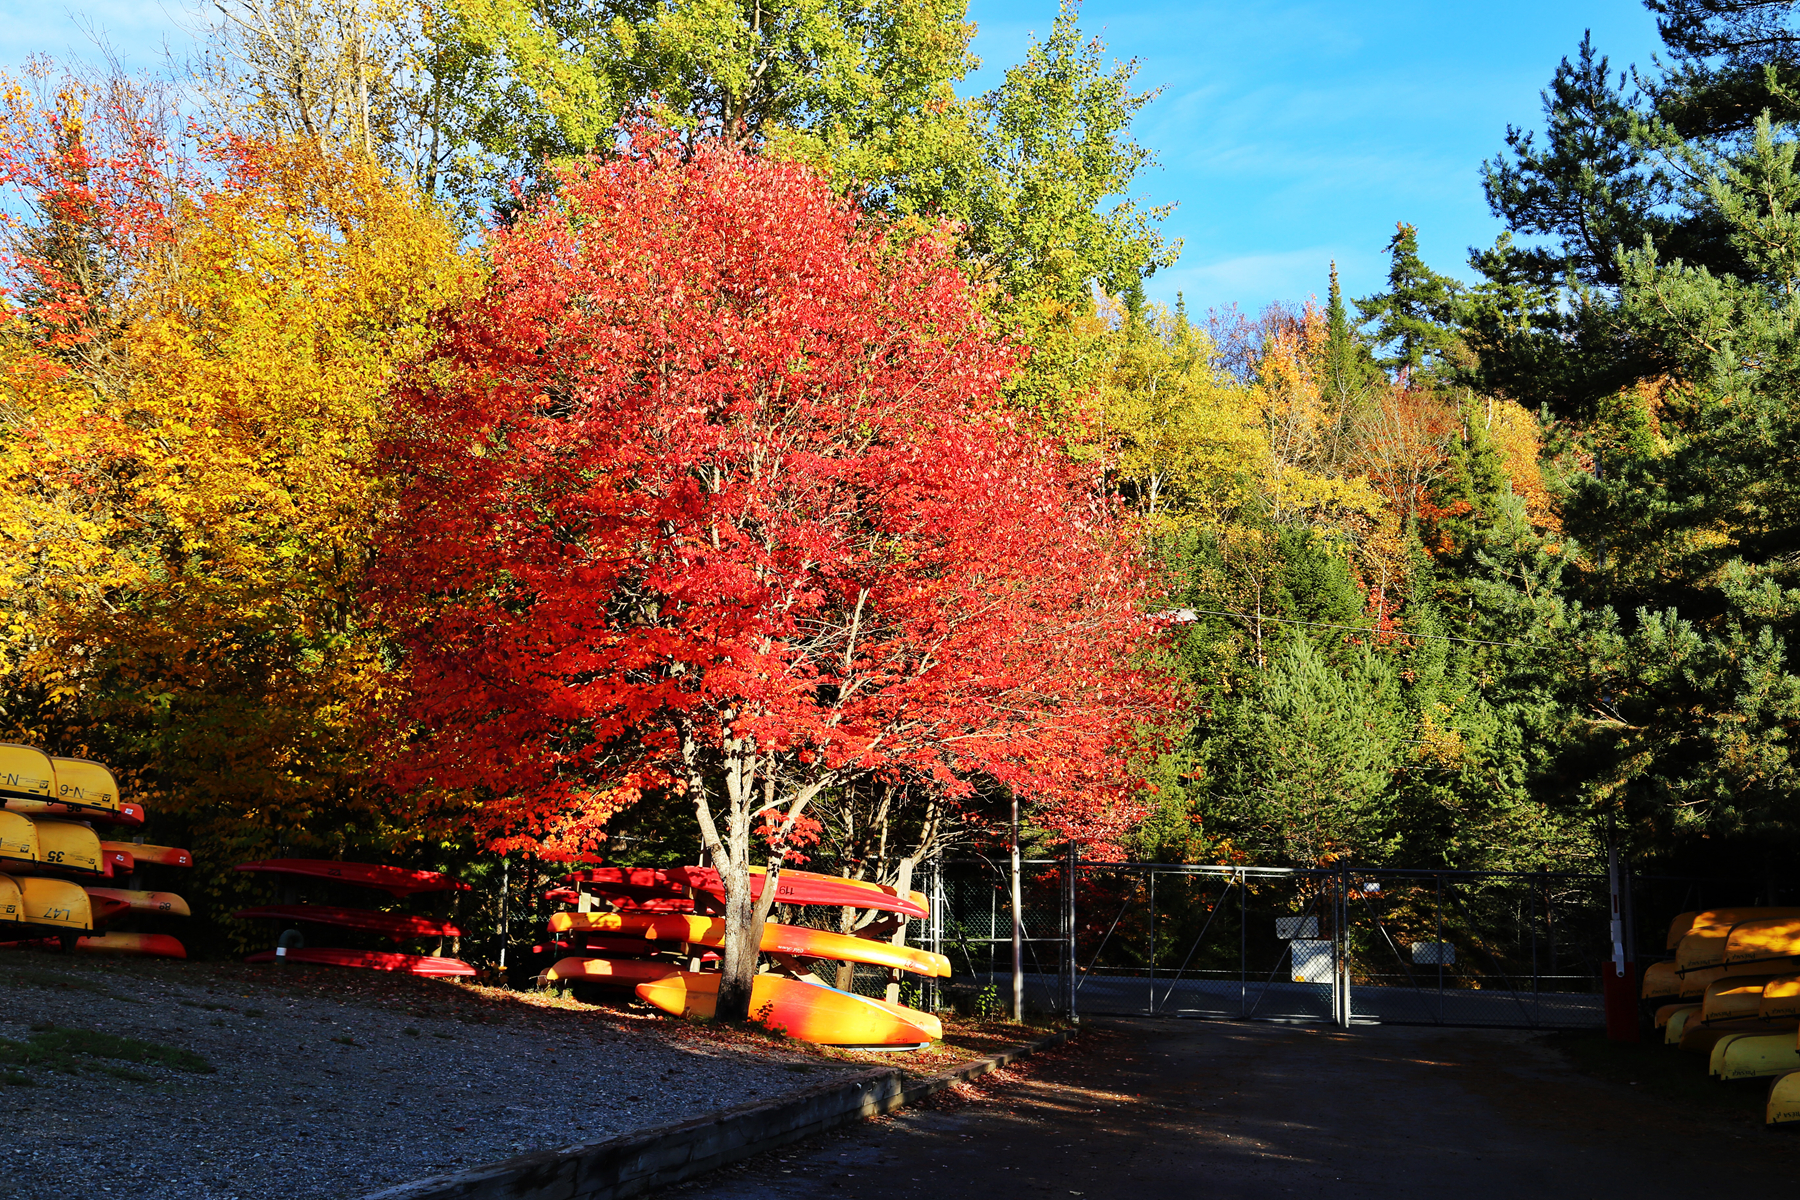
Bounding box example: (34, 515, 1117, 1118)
(884, 856, 915, 1004)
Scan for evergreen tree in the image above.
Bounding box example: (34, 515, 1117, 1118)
(1355, 222, 1464, 376)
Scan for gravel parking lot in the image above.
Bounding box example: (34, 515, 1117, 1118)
(0, 953, 858, 1200)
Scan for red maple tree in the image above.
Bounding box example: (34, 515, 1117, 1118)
(373, 136, 1163, 1019)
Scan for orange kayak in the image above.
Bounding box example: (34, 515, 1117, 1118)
(244, 947, 475, 976)
(85, 888, 190, 922)
(543, 956, 681, 988)
(635, 971, 936, 1046)
(549, 911, 950, 977)
(101, 842, 191, 868)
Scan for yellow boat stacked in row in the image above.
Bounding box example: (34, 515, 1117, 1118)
(0, 744, 191, 958)
(1641, 906, 1800, 1125)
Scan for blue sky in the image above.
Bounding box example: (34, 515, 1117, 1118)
(5, 0, 1669, 315)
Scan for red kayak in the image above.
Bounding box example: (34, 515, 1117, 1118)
(666, 866, 928, 919)
(101, 841, 191, 868)
(0, 932, 186, 959)
(234, 859, 471, 896)
(235, 904, 462, 943)
(245, 947, 476, 976)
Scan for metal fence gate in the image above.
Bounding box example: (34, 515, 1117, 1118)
(917, 858, 1611, 1029)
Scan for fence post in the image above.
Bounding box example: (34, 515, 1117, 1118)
(1148, 867, 1156, 1016)
(1066, 842, 1079, 1024)
(1010, 793, 1023, 1022)
(1239, 866, 1247, 1018)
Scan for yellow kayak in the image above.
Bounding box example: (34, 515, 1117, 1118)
(549, 911, 952, 978)
(1761, 976, 1800, 1020)
(634, 971, 937, 1046)
(1710, 1032, 1800, 1081)
(1768, 1069, 1800, 1126)
(1666, 911, 1699, 950)
(1676, 958, 1800, 998)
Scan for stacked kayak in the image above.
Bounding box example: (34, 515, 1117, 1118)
(235, 859, 474, 977)
(540, 865, 944, 1047)
(1640, 906, 1800, 1125)
(0, 744, 189, 958)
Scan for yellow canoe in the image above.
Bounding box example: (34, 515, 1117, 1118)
(0, 811, 37, 867)
(16, 876, 92, 932)
(22, 819, 102, 877)
(634, 971, 938, 1046)
(0, 873, 20, 923)
(1725, 916, 1800, 966)
(1768, 1068, 1800, 1126)
(1761, 976, 1800, 1020)
(1641, 960, 1681, 1000)
(1710, 1032, 1800, 1081)
(1676, 931, 1732, 973)
(1676, 910, 1800, 972)
(1701, 977, 1779, 1023)
(1654, 1002, 1697, 1029)
(549, 911, 952, 978)
(0, 745, 55, 804)
(49, 757, 121, 816)
(1676, 957, 1800, 998)
(1665, 1006, 1701, 1043)
(1681, 1017, 1797, 1054)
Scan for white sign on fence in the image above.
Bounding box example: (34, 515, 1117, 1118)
(1411, 941, 1456, 965)
(1290, 938, 1334, 982)
(1275, 915, 1319, 940)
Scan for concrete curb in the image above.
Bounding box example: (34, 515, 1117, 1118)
(360, 1027, 1073, 1200)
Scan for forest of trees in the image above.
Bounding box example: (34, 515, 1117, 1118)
(3, 0, 1798, 970)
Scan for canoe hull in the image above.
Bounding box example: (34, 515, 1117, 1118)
(634, 971, 935, 1047)
(85, 888, 190, 920)
(244, 947, 475, 976)
(1641, 961, 1680, 1001)
(101, 842, 191, 869)
(1710, 1032, 1800, 1081)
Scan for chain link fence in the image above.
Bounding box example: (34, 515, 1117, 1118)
(916, 858, 1611, 1029)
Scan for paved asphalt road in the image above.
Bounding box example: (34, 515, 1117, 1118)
(681, 1018, 1798, 1200)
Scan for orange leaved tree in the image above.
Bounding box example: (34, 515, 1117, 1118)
(374, 137, 1162, 1020)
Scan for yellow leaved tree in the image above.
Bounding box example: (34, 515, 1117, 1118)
(1, 68, 474, 909)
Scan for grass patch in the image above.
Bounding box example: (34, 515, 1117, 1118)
(0, 1025, 214, 1081)
(1545, 1030, 1769, 1124)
